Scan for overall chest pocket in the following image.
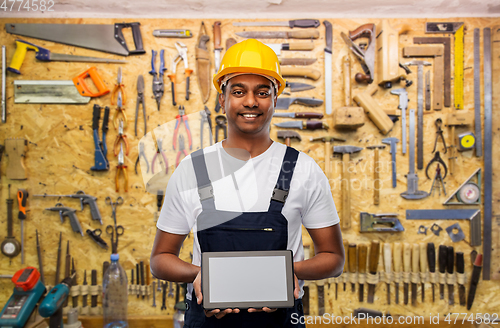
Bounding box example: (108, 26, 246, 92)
(197, 210, 288, 253)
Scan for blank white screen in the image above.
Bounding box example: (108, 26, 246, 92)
(208, 256, 288, 303)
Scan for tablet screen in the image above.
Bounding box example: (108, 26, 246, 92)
(202, 250, 294, 310)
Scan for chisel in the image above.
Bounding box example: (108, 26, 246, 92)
(136, 263, 140, 298)
(36, 230, 45, 285)
(427, 243, 436, 302)
(91, 270, 98, 310)
(146, 264, 151, 301)
(419, 243, 427, 302)
(447, 246, 455, 305)
(367, 241, 380, 303)
(140, 261, 145, 299)
(342, 240, 349, 294)
(130, 269, 134, 295)
(411, 244, 419, 306)
(383, 243, 392, 304)
(403, 243, 411, 305)
(63, 241, 71, 307)
(55, 232, 62, 286)
(438, 245, 447, 300)
(317, 279, 325, 315)
(82, 270, 88, 309)
(348, 244, 357, 293)
(358, 244, 368, 302)
(456, 252, 466, 306)
(467, 254, 482, 310)
(393, 242, 402, 304)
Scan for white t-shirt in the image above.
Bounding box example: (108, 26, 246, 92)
(157, 141, 340, 299)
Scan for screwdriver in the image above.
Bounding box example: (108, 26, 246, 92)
(17, 189, 28, 264)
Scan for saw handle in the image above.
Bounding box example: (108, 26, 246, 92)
(358, 244, 368, 274)
(348, 244, 357, 273)
(393, 242, 402, 273)
(114, 22, 146, 55)
(72, 67, 110, 98)
(349, 23, 375, 41)
(368, 241, 380, 274)
(412, 244, 419, 273)
(8, 39, 39, 74)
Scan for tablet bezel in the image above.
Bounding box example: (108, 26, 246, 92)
(201, 250, 295, 310)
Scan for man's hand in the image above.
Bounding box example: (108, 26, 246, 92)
(193, 270, 240, 319)
(247, 274, 299, 313)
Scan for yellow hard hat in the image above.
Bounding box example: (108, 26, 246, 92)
(213, 39, 286, 96)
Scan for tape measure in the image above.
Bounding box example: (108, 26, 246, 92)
(454, 25, 465, 110)
(458, 132, 476, 151)
(457, 183, 480, 204)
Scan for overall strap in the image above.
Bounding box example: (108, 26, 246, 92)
(191, 149, 216, 210)
(269, 147, 299, 212)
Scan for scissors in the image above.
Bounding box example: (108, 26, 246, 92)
(105, 196, 124, 253)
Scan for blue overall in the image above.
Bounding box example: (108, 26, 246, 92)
(184, 146, 306, 328)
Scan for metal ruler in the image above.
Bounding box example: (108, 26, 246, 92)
(454, 25, 465, 110)
(473, 29, 483, 157)
(483, 27, 492, 280)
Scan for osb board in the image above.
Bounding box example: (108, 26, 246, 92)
(0, 17, 499, 321)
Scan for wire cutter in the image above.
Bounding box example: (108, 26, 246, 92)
(114, 119, 129, 156)
(151, 138, 168, 174)
(168, 42, 193, 106)
(173, 105, 192, 150)
(112, 92, 128, 130)
(215, 115, 227, 142)
(425, 151, 448, 180)
(432, 118, 447, 154)
(175, 135, 189, 167)
(200, 106, 213, 146)
(111, 67, 126, 105)
(116, 143, 128, 192)
(135, 141, 149, 175)
(135, 74, 146, 137)
(149, 49, 167, 111)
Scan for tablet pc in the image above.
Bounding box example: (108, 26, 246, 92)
(201, 250, 295, 310)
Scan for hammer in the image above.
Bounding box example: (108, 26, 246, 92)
(333, 145, 363, 230)
(310, 136, 346, 180)
(277, 130, 302, 147)
(367, 145, 386, 205)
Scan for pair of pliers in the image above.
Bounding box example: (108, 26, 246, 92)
(168, 42, 193, 106)
(200, 106, 213, 146)
(114, 119, 129, 156)
(111, 67, 126, 105)
(176, 135, 189, 167)
(112, 92, 128, 130)
(173, 105, 192, 150)
(151, 138, 168, 174)
(135, 141, 149, 175)
(116, 143, 128, 192)
(149, 49, 166, 111)
(425, 151, 448, 180)
(135, 75, 146, 137)
(432, 118, 447, 154)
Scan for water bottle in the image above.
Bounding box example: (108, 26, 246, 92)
(103, 253, 128, 328)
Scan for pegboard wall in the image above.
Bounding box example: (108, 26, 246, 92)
(0, 17, 500, 323)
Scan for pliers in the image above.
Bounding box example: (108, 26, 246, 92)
(168, 42, 193, 106)
(135, 141, 149, 175)
(111, 67, 126, 105)
(149, 49, 167, 111)
(173, 105, 192, 150)
(176, 135, 189, 167)
(116, 143, 128, 192)
(432, 118, 447, 154)
(200, 106, 213, 146)
(425, 151, 448, 180)
(114, 119, 129, 156)
(151, 138, 168, 174)
(112, 92, 128, 130)
(215, 115, 227, 142)
(135, 75, 146, 137)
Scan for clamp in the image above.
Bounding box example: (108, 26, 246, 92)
(115, 143, 128, 192)
(215, 115, 227, 142)
(114, 119, 130, 156)
(425, 151, 448, 180)
(176, 135, 189, 167)
(111, 67, 126, 105)
(152, 138, 168, 174)
(173, 105, 192, 150)
(135, 141, 149, 175)
(135, 74, 146, 137)
(149, 49, 166, 111)
(112, 92, 128, 130)
(168, 42, 193, 106)
(200, 106, 213, 146)
(432, 118, 447, 154)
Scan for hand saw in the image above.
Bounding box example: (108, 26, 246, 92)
(6, 22, 146, 56)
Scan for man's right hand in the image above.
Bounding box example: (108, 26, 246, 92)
(193, 270, 240, 319)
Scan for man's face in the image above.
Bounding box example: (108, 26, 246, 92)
(219, 74, 276, 137)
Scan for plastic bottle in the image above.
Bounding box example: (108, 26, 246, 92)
(102, 253, 128, 328)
